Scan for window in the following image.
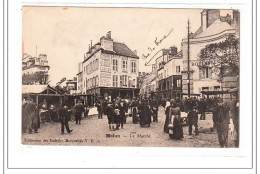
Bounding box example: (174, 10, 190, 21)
(93, 77, 96, 87)
(167, 80, 170, 90)
(202, 87, 209, 91)
(113, 59, 118, 71)
(96, 58, 99, 70)
(86, 77, 87, 88)
(176, 66, 180, 73)
(214, 86, 220, 91)
(199, 67, 212, 79)
(122, 60, 127, 72)
(131, 61, 136, 73)
(113, 75, 118, 87)
(176, 79, 181, 88)
(132, 79, 136, 88)
(120, 75, 127, 87)
(96, 76, 99, 86)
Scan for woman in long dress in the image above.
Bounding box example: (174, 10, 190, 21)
(138, 99, 151, 128)
(168, 100, 183, 140)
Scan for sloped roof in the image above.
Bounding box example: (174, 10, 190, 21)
(22, 85, 48, 94)
(102, 42, 139, 59)
(195, 19, 234, 38)
(22, 85, 62, 94)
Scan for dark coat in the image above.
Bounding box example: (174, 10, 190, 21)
(164, 105, 172, 133)
(187, 110, 198, 125)
(106, 105, 115, 124)
(150, 99, 158, 111)
(213, 105, 230, 130)
(138, 101, 151, 127)
(75, 103, 85, 114)
(25, 102, 39, 131)
(59, 108, 70, 122)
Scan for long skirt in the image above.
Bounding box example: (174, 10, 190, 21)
(169, 119, 183, 140)
(132, 107, 138, 124)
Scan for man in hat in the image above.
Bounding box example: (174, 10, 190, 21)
(130, 97, 139, 124)
(106, 102, 115, 130)
(187, 106, 199, 135)
(198, 98, 207, 120)
(213, 98, 230, 148)
(230, 95, 239, 147)
(22, 98, 28, 133)
(74, 100, 84, 124)
(59, 104, 73, 134)
(150, 97, 159, 122)
(95, 98, 103, 119)
(25, 98, 39, 134)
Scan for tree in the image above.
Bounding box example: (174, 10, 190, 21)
(197, 35, 239, 82)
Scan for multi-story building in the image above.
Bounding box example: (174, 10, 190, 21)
(156, 47, 183, 99)
(22, 53, 50, 85)
(81, 32, 139, 105)
(181, 9, 240, 98)
(139, 70, 157, 98)
(76, 62, 83, 94)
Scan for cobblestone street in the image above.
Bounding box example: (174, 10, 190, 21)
(22, 106, 234, 147)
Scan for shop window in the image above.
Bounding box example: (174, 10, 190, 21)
(120, 75, 127, 87)
(113, 75, 118, 87)
(176, 79, 181, 88)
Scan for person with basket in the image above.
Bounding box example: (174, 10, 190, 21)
(167, 99, 183, 140)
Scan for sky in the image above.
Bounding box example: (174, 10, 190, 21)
(22, 7, 232, 86)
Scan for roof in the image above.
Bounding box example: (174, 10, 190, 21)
(22, 85, 48, 94)
(194, 19, 233, 38)
(102, 42, 139, 59)
(22, 85, 62, 94)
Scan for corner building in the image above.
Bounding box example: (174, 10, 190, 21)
(82, 32, 139, 105)
(181, 9, 239, 97)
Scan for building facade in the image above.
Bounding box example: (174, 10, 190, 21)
(76, 62, 83, 94)
(156, 48, 183, 99)
(181, 9, 240, 98)
(22, 53, 50, 85)
(80, 32, 139, 105)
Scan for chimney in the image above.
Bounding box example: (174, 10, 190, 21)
(170, 46, 177, 56)
(106, 31, 111, 39)
(100, 32, 114, 52)
(201, 9, 220, 31)
(90, 40, 92, 48)
(133, 50, 137, 55)
(201, 10, 208, 31)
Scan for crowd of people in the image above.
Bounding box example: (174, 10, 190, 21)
(22, 98, 88, 134)
(22, 94, 239, 148)
(94, 97, 159, 131)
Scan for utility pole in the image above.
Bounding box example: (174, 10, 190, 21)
(36, 45, 37, 58)
(187, 20, 191, 98)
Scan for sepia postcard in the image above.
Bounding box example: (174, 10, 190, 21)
(21, 7, 240, 148)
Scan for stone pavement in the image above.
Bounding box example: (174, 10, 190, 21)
(22, 106, 235, 147)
